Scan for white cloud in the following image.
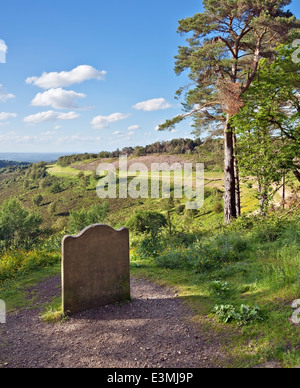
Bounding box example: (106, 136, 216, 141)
(112, 131, 121, 135)
(24, 110, 79, 124)
(31, 88, 86, 109)
(0, 40, 7, 54)
(0, 133, 102, 145)
(133, 98, 171, 112)
(0, 112, 17, 120)
(56, 134, 102, 144)
(0, 84, 15, 102)
(26, 65, 107, 89)
(0, 40, 7, 63)
(128, 125, 141, 131)
(91, 112, 131, 129)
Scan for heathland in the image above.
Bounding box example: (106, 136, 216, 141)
(0, 138, 299, 367)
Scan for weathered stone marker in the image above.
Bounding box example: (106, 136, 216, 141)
(62, 224, 130, 315)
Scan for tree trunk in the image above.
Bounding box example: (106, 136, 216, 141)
(293, 168, 300, 183)
(259, 187, 268, 215)
(224, 116, 237, 224)
(233, 133, 241, 217)
(282, 174, 286, 210)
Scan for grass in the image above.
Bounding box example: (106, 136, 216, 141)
(47, 164, 93, 178)
(130, 214, 300, 368)
(0, 154, 299, 367)
(0, 264, 60, 313)
(0, 209, 299, 367)
(40, 296, 66, 323)
(0, 250, 60, 284)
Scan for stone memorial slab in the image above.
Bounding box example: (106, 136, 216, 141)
(62, 224, 130, 315)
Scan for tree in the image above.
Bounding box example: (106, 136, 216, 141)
(235, 125, 289, 214)
(159, 0, 299, 223)
(232, 44, 300, 213)
(69, 203, 110, 234)
(0, 198, 43, 249)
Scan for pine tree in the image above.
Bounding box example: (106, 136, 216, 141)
(159, 0, 299, 223)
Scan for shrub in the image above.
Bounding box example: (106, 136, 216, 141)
(175, 204, 185, 215)
(33, 194, 43, 207)
(213, 201, 223, 214)
(126, 211, 167, 237)
(0, 250, 60, 284)
(49, 181, 63, 194)
(155, 233, 250, 272)
(48, 201, 57, 215)
(69, 202, 109, 234)
(137, 237, 163, 259)
(0, 198, 43, 249)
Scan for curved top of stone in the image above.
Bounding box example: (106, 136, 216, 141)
(63, 224, 129, 242)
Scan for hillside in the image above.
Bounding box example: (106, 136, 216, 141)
(0, 160, 30, 169)
(0, 150, 260, 234)
(0, 142, 299, 368)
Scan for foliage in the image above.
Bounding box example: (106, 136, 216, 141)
(213, 304, 237, 323)
(0, 250, 60, 284)
(126, 211, 167, 238)
(213, 304, 264, 326)
(33, 194, 43, 207)
(213, 201, 223, 214)
(0, 198, 43, 249)
(49, 181, 63, 194)
(232, 45, 300, 213)
(57, 138, 203, 167)
(155, 232, 250, 272)
(26, 162, 47, 180)
(160, 0, 298, 134)
(136, 237, 163, 259)
(69, 202, 110, 234)
(209, 281, 231, 296)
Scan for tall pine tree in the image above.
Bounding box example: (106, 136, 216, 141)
(159, 0, 299, 223)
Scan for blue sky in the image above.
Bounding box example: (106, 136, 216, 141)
(0, 0, 299, 153)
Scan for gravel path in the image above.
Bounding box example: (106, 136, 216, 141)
(0, 276, 225, 368)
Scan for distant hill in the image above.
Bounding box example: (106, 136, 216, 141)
(57, 138, 224, 172)
(0, 160, 30, 169)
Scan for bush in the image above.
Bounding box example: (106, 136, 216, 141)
(48, 201, 57, 215)
(126, 211, 167, 237)
(137, 237, 163, 259)
(0, 198, 43, 249)
(49, 182, 63, 194)
(69, 202, 109, 234)
(175, 204, 186, 215)
(213, 201, 223, 214)
(155, 233, 250, 272)
(33, 194, 43, 207)
(0, 250, 60, 284)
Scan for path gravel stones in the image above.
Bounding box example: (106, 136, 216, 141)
(0, 277, 225, 368)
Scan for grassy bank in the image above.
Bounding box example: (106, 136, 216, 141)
(1, 210, 299, 367)
(130, 212, 300, 368)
